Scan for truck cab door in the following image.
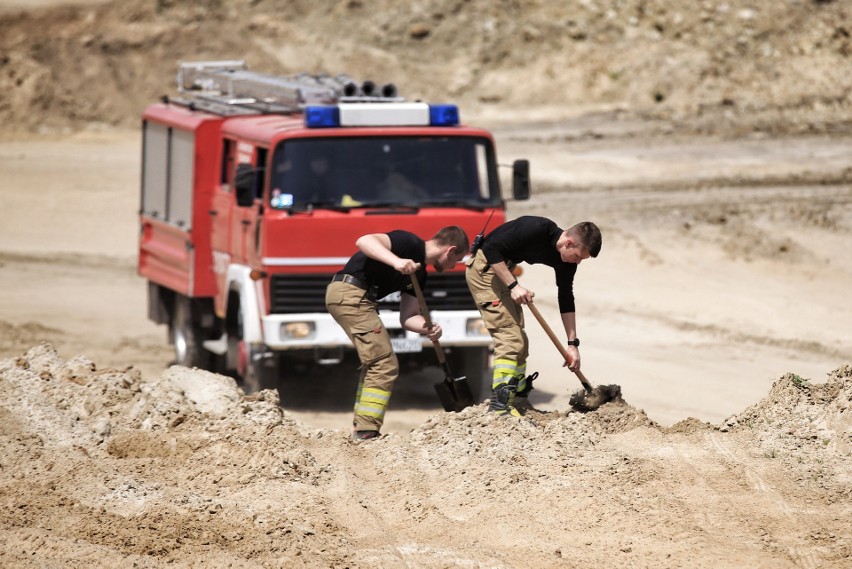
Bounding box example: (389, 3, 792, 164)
(231, 146, 267, 267)
(210, 138, 238, 316)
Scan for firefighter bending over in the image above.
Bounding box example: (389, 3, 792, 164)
(326, 226, 469, 441)
(465, 216, 602, 417)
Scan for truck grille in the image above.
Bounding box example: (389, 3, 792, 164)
(269, 272, 476, 314)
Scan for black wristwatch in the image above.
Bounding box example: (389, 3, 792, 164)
(566, 338, 580, 347)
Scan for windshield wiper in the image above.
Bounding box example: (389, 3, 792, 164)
(287, 201, 352, 214)
(358, 202, 420, 214)
(286, 203, 314, 214)
(418, 199, 487, 210)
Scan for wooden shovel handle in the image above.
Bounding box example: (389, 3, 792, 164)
(526, 300, 593, 392)
(409, 274, 433, 327)
(409, 274, 448, 366)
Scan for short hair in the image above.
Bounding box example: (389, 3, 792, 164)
(432, 225, 470, 253)
(568, 222, 602, 257)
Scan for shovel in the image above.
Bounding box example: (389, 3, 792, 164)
(526, 299, 620, 411)
(409, 274, 476, 412)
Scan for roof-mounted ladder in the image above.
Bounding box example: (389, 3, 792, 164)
(169, 60, 402, 116)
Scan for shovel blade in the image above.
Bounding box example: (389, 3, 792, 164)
(434, 375, 475, 412)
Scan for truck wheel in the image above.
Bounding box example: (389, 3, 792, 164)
(447, 346, 491, 402)
(225, 291, 279, 394)
(171, 296, 208, 368)
(236, 340, 278, 394)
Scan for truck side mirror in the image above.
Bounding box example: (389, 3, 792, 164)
(512, 159, 530, 201)
(235, 163, 257, 207)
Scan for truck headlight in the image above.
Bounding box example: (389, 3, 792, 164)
(466, 318, 488, 337)
(280, 322, 315, 339)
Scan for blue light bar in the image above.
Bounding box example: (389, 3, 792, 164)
(429, 104, 459, 126)
(305, 106, 340, 128)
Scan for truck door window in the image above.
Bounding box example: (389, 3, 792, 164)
(255, 147, 268, 200)
(221, 138, 236, 189)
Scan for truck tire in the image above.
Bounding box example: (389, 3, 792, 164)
(236, 340, 278, 394)
(170, 296, 208, 368)
(446, 346, 491, 402)
(226, 292, 279, 394)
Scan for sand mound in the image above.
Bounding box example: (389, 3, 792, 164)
(721, 366, 852, 501)
(727, 366, 852, 451)
(2, 343, 850, 567)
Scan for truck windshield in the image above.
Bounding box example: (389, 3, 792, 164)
(269, 136, 500, 210)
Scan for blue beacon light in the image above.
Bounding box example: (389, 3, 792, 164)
(304, 106, 340, 128)
(429, 104, 459, 126)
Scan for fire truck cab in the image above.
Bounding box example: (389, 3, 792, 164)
(138, 61, 530, 398)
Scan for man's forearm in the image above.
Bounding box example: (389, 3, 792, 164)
(561, 311, 577, 342)
(490, 261, 517, 287)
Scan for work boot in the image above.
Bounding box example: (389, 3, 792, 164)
(352, 430, 380, 441)
(488, 380, 522, 417)
(513, 371, 538, 412)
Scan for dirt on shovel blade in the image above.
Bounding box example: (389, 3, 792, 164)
(569, 384, 623, 412)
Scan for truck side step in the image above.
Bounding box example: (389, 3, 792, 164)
(203, 336, 228, 355)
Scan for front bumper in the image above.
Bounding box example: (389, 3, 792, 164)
(260, 309, 491, 351)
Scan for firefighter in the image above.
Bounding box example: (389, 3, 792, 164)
(465, 216, 602, 416)
(326, 226, 470, 441)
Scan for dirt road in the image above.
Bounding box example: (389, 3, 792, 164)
(3, 125, 850, 428)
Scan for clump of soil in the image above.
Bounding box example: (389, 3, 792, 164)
(568, 383, 624, 412)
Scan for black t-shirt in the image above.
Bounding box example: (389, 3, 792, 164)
(338, 230, 426, 299)
(480, 215, 578, 313)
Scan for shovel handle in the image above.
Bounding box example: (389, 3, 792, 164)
(526, 300, 594, 393)
(409, 274, 433, 327)
(409, 274, 448, 366)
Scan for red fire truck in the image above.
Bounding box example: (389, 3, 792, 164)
(138, 60, 530, 397)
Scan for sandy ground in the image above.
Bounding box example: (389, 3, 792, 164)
(2, 126, 850, 429)
(1, 123, 851, 567)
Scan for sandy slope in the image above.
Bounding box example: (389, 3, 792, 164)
(2, 0, 851, 134)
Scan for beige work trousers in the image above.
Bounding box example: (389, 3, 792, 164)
(465, 250, 529, 383)
(325, 281, 398, 431)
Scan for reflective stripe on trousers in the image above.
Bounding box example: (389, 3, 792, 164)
(326, 280, 399, 432)
(492, 358, 527, 389)
(355, 386, 392, 422)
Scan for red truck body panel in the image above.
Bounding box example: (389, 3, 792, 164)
(259, 207, 500, 271)
(138, 104, 225, 298)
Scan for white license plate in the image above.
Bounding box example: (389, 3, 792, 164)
(391, 338, 423, 353)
